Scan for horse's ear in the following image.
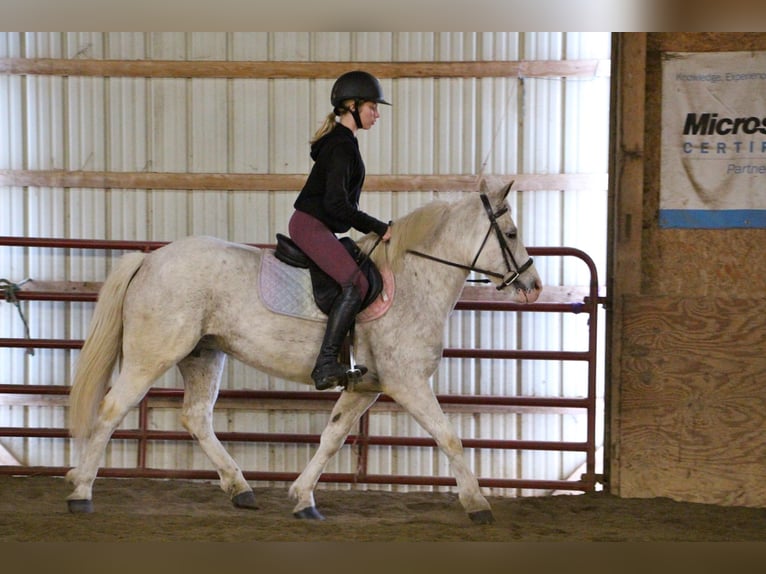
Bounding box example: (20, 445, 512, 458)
(479, 179, 489, 194)
(501, 180, 514, 200)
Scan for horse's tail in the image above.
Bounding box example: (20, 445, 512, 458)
(68, 251, 147, 441)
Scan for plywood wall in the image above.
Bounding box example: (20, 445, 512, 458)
(611, 33, 766, 507)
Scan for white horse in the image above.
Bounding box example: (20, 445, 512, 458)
(65, 181, 542, 524)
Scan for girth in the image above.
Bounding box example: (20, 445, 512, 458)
(274, 233, 383, 315)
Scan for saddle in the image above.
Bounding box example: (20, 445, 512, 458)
(273, 233, 384, 315)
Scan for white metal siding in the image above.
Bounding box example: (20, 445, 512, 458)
(0, 32, 610, 495)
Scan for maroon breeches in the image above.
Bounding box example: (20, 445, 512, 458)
(288, 210, 369, 300)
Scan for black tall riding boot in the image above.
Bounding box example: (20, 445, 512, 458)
(311, 285, 363, 390)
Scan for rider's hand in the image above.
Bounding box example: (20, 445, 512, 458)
(381, 226, 392, 242)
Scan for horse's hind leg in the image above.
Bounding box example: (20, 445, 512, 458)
(177, 348, 255, 509)
(289, 390, 379, 519)
(66, 367, 157, 512)
(387, 379, 494, 524)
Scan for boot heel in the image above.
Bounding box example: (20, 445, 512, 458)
(314, 371, 348, 390)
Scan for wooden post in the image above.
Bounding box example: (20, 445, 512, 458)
(606, 32, 647, 495)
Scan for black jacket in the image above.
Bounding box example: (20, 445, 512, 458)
(293, 123, 388, 237)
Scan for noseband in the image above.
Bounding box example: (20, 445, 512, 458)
(407, 193, 534, 291)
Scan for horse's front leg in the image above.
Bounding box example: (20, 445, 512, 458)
(387, 380, 494, 524)
(289, 390, 379, 519)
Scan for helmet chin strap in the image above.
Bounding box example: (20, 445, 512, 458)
(336, 101, 364, 130)
(351, 100, 363, 129)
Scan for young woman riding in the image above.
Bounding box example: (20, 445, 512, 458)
(288, 70, 393, 390)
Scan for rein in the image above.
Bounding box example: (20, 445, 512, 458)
(359, 221, 390, 266)
(406, 193, 534, 291)
(349, 220, 391, 285)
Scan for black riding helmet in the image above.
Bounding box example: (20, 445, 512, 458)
(331, 70, 391, 128)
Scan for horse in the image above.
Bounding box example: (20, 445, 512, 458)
(64, 180, 542, 524)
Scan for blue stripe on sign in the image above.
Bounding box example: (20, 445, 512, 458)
(659, 209, 766, 229)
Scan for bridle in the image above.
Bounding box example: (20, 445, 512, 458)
(406, 193, 534, 291)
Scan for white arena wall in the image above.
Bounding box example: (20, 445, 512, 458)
(0, 32, 610, 496)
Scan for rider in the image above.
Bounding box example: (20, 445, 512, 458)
(289, 70, 393, 391)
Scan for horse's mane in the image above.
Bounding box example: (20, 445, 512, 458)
(360, 198, 453, 273)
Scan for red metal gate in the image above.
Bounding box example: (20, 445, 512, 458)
(0, 236, 602, 492)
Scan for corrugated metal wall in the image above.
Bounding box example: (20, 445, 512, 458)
(0, 32, 610, 495)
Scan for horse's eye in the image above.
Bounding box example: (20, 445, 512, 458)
(505, 230, 517, 240)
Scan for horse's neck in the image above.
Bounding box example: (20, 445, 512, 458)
(389, 197, 480, 321)
(398, 236, 471, 324)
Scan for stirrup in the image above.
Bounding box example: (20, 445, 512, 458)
(346, 338, 367, 383)
(345, 363, 368, 384)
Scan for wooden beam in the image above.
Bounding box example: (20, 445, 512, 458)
(610, 33, 645, 297)
(0, 170, 607, 192)
(13, 280, 103, 294)
(606, 32, 647, 498)
(0, 58, 605, 80)
(12, 281, 592, 305)
(648, 33, 766, 52)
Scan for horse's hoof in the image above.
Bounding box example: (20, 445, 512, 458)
(293, 506, 325, 520)
(232, 490, 258, 510)
(67, 499, 94, 514)
(468, 509, 495, 524)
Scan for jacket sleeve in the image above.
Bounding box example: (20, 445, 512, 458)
(322, 143, 389, 236)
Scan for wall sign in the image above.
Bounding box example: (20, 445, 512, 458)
(661, 51, 766, 228)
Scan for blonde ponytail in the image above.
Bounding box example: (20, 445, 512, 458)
(310, 111, 338, 144)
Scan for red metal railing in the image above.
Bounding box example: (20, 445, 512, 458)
(0, 236, 602, 493)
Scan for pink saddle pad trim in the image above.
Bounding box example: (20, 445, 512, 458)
(357, 266, 395, 323)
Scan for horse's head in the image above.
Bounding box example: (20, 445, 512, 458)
(468, 180, 542, 303)
(372, 181, 542, 304)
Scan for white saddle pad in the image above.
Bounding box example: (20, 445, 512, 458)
(259, 251, 327, 322)
(259, 250, 394, 323)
